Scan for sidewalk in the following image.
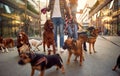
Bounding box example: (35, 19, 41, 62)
(99, 36, 120, 47)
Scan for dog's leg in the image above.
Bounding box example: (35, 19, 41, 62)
(61, 65, 65, 73)
(74, 56, 78, 61)
(43, 41, 46, 52)
(67, 52, 72, 64)
(79, 50, 83, 66)
(52, 43, 56, 54)
(112, 65, 118, 71)
(5, 48, 9, 53)
(40, 70, 45, 76)
(47, 44, 51, 55)
(92, 42, 96, 53)
(89, 43, 92, 54)
(31, 68, 35, 76)
(36, 43, 42, 51)
(1, 47, 5, 53)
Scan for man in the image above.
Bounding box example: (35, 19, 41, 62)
(41, 0, 71, 51)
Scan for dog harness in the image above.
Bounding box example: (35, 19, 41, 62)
(35, 57, 48, 66)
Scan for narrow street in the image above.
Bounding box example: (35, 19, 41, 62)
(0, 36, 120, 76)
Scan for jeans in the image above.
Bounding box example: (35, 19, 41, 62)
(67, 23, 78, 40)
(52, 17, 64, 48)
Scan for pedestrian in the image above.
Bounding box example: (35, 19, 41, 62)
(68, 0, 87, 51)
(41, 0, 71, 52)
(67, 0, 79, 40)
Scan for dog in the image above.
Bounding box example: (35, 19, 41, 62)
(78, 27, 100, 54)
(43, 20, 56, 55)
(0, 36, 14, 53)
(63, 37, 84, 66)
(18, 52, 65, 76)
(17, 32, 30, 55)
(112, 54, 120, 71)
(29, 39, 42, 51)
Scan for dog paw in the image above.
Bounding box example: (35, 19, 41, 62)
(94, 51, 97, 53)
(89, 52, 92, 54)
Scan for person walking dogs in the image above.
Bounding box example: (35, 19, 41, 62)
(41, 0, 71, 52)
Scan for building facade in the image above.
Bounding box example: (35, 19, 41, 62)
(89, 0, 120, 36)
(0, 0, 40, 38)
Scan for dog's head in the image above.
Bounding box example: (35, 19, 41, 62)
(17, 32, 29, 45)
(18, 32, 28, 40)
(44, 20, 54, 31)
(18, 52, 35, 65)
(63, 38, 77, 50)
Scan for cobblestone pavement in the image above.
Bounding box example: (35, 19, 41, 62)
(0, 36, 120, 76)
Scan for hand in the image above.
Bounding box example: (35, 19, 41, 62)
(41, 8, 47, 14)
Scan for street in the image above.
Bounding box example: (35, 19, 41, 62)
(0, 36, 120, 76)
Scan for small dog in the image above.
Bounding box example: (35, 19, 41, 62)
(29, 39, 42, 51)
(18, 52, 65, 76)
(112, 54, 120, 71)
(63, 37, 84, 66)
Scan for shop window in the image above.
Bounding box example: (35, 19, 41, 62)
(4, 5, 11, 13)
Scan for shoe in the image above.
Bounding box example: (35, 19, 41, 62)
(84, 49, 87, 52)
(55, 47, 58, 51)
(60, 48, 64, 53)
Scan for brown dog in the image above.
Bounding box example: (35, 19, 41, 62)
(17, 32, 30, 55)
(63, 37, 84, 66)
(43, 20, 56, 55)
(18, 52, 65, 76)
(0, 36, 14, 53)
(78, 28, 100, 54)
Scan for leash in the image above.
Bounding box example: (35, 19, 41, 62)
(100, 36, 120, 47)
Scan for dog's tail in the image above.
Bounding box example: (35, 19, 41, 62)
(56, 54, 63, 63)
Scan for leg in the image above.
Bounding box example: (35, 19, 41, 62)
(83, 42, 87, 51)
(112, 64, 118, 71)
(59, 18, 64, 48)
(5, 48, 9, 53)
(67, 51, 72, 64)
(43, 41, 46, 52)
(47, 44, 51, 55)
(74, 56, 78, 61)
(40, 70, 45, 76)
(79, 50, 83, 66)
(1, 47, 5, 53)
(92, 42, 96, 53)
(73, 24, 78, 40)
(31, 68, 35, 76)
(52, 43, 56, 54)
(52, 18, 58, 47)
(61, 65, 65, 73)
(89, 43, 92, 54)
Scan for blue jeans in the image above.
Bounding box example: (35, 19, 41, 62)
(68, 23, 78, 40)
(52, 17, 64, 48)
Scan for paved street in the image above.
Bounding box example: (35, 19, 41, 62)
(0, 36, 120, 76)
